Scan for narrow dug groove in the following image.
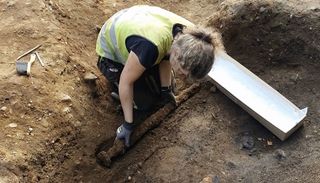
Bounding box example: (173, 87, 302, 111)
(96, 84, 201, 168)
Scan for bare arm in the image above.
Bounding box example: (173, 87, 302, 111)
(119, 51, 145, 123)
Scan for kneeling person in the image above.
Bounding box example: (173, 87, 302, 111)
(96, 5, 224, 147)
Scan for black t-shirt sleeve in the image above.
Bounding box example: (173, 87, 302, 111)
(125, 36, 159, 69)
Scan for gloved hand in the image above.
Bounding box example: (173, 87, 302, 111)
(116, 121, 134, 147)
(160, 86, 176, 106)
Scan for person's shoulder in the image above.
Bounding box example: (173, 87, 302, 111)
(126, 36, 159, 68)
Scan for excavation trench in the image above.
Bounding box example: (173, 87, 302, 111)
(10, 1, 319, 182)
(97, 2, 320, 182)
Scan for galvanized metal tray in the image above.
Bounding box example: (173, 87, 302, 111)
(208, 50, 308, 140)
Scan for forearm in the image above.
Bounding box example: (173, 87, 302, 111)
(119, 81, 134, 123)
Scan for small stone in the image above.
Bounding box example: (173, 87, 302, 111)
(259, 7, 266, 12)
(226, 161, 236, 170)
(240, 135, 255, 150)
(71, 121, 82, 127)
(28, 127, 33, 132)
(95, 25, 101, 33)
(210, 86, 217, 93)
(305, 135, 313, 139)
(267, 140, 273, 146)
(1, 106, 7, 111)
(84, 72, 98, 82)
(127, 176, 132, 181)
(309, 7, 320, 12)
(75, 160, 81, 165)
(6, 1, 15, 8)
(8, 123, 17, 128)
(63, 107, 71, 114)
(200, 176, 213, 183)
(161, 136, 169, 141)
(274, 149, 286, 160)
(61, 94, 72, 102)
(42, 120, 49, 127)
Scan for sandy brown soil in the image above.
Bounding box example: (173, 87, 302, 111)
(0, 0, 319, 182)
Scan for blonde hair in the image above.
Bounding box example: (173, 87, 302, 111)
(171, 26, 224, 80)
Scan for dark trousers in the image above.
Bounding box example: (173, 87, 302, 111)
(97, 57, 161, 110)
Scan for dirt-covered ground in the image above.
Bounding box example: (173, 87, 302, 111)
(0, 0, 319, 182)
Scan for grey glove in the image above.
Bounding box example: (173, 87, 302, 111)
(116, 121, 134, 147)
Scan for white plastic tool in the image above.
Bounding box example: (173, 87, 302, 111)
(208, 50, 308, 140)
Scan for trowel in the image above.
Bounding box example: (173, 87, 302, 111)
(16, 53, 36, 76)
(208, 50, 307, 140)
(15, 44, 44, 76)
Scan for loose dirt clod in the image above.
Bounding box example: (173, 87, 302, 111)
(97, 84, 201, 168)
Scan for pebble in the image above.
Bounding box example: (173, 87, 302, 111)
(75, 160, 81, 165)
(61, 94, 72, 102)
(226, 161, 236, 170)
(161, 136, 169, 141)
(63, 107, 71, 114)
(1, 106, 7, 111)
(8, 123, 17, 128)
(309, 7, 319, 12)
(127, 176, 132, 181)
(95, 25, 101, 33)
(274, 149, 286, 160)
(6, 1, 15, 8)
(71, 121, 82, 127)
(259, 7, 266, 13)
(84, 72, 97, 82)
(200, 176, 213, 183)
(240, 135, 255, 150)
(200, 175, 219, 183)
(210, 86, 217, 93)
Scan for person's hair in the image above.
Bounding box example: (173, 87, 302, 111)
(171, 26, 224, 80)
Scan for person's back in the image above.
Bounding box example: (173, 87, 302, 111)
(96, 5, 225, 147)
(96, 5, 194, 65)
